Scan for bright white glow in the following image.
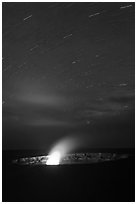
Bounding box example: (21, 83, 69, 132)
(46, 151, 61, 165)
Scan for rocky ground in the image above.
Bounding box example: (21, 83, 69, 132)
(12, 152, 129, 165)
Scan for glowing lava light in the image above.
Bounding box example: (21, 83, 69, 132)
(46, 151, 61, 165)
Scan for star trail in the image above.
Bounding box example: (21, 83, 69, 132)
(2, 2, 135, 150)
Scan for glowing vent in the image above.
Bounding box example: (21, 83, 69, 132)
(46, 151, 61, 165)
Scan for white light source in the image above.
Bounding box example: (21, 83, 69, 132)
(46, 151, 61, 165)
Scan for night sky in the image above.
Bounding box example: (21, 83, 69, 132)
(2, 2, 135, 150)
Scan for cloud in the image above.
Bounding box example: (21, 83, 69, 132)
(75, 92, 135, 121)
(18, 92, 70, 108)
(27, 118, 72, 127)
(109, 94, 135, 104)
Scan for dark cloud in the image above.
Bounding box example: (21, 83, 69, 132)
(109, 94, 135, 104)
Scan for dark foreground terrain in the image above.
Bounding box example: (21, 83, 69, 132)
(3, 149, 135, 202)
